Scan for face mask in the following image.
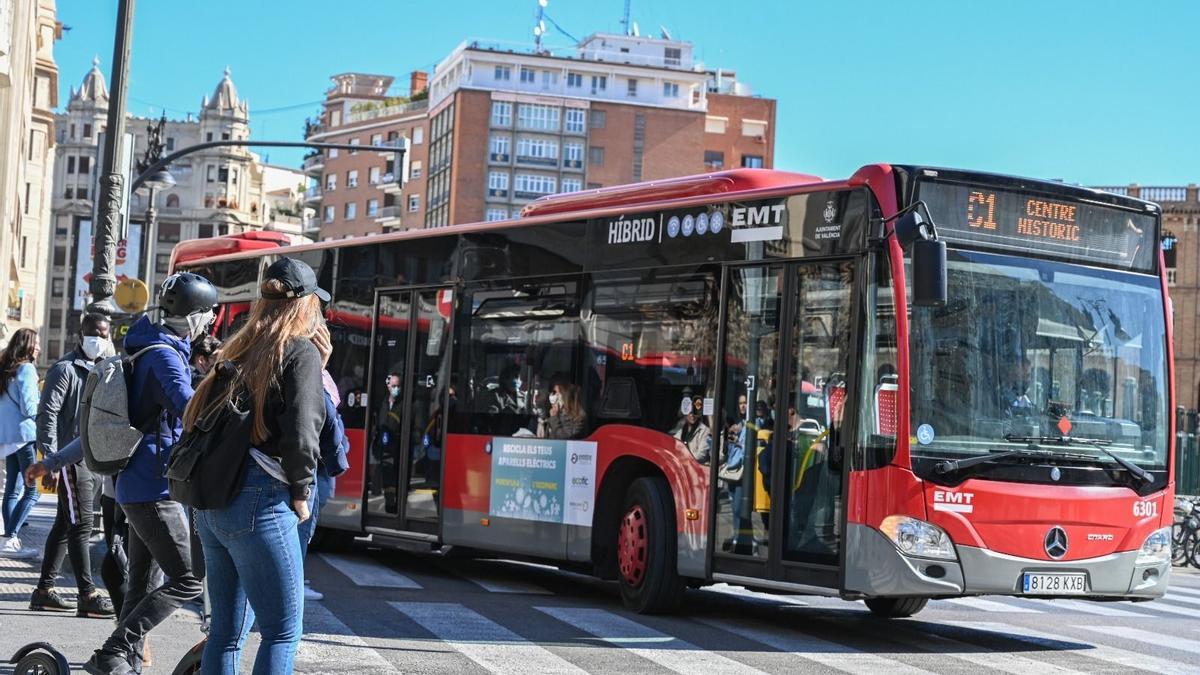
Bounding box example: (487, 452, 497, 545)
(549, 393, 561, 406)
(186, 310, 215, 341)
(81, 336, 111, 360)
(389, 386, 401, 399)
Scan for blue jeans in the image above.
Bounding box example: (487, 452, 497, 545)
(197, 462, 303, 675)
(296, 473, 333, 560)
(3, 444, 39, 537)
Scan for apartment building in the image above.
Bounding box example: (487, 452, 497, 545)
(0, 0, 60, 349)
(44, 63, 305, 362)
(305, 32, 775, 236)
(303, 72, 430, 239)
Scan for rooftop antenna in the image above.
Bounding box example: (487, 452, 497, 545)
(534, 0, 548, 53)
(660, 25, 672, 40)
(620, 0, 632, 35)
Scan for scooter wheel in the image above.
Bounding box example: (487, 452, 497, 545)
(14, 651, 62, 675)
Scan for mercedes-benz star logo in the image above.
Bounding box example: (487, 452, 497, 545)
(1044, 526, 1069, 559)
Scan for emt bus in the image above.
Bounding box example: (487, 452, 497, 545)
(172, 165, 1175, 617)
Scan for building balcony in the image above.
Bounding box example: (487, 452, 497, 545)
(376, 205, 403, 225)
(562, 158, 584, 172)
(379, 176, 403, 196)
(345, 99, 429, 125)
(303, 185, 322, 205)
(302, 153, 325, 176)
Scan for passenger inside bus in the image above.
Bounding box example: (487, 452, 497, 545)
(672, 395, 711, 464)
(541, 381, 588, 440)
(371, 371, 404, 513)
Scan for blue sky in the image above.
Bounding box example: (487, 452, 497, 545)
(56, 0, 1199, 185)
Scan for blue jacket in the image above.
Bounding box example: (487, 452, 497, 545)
(115, 316, 193, 504)
(0, 362, 38, 444)
(319, 390, 349, 478)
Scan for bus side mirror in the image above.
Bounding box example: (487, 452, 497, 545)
(911, 238, 947, 306)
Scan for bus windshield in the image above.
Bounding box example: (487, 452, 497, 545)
(908, 250, 1169, 484)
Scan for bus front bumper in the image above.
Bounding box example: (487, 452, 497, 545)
(843, 524, 1170, 600)
(955, 544, 1170, 599)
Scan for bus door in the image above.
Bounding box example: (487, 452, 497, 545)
(712, 260, 855, 588)
(364, 286, 455, 536)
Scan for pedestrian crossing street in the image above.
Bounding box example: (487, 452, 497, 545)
(296, 551, 1200, 674)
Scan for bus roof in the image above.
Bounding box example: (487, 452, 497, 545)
(175, 168, 861, 268)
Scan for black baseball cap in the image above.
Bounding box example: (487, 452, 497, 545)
(262, 257, 330, 302)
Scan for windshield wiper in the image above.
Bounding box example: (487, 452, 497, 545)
(934, 448, 1042, 475)
(1003, 434, 1152, 485)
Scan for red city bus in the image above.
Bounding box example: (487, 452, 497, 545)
(175, 166, 1174, 617)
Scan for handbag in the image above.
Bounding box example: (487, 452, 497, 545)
(166, 365, 254, 510)
(718, 462, 743, 483)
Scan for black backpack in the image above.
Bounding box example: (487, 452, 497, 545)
(165, 364, 254, 509)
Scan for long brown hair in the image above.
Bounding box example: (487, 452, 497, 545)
(0, 328, 38, 398)
(183, 279, 330, 444)
(555, 382, 585, 420)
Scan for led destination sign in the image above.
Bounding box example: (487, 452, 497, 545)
(918, 181, 1157, 272)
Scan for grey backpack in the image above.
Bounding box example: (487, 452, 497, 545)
(79, 344, 175, 475)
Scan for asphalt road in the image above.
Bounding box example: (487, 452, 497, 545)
(2, 494, 1198, 674)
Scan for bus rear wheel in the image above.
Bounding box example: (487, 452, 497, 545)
(864, 597, 928, 618)
(616, 477, 685, 614)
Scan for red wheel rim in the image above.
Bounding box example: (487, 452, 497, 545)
(618, 504, 648, 587)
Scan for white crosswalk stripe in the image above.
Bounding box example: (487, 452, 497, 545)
(295, 602, 400, 673)
(1119, 598, 1200, 617)
(945, 621, 1190, 674)
(1077, 625, 1200, 656)
(939, 597, 1044, 613)
(538, 606, 767, 675)
(1165, 583, 1200, 597)
(318, 553, 423, 589)
(893, 626, 1083, 674)
(1040, 599, 1152, 617)
(390, 601, 586, 674)
(695, 616, 938, 674)
(1162, 590, 1200, 606)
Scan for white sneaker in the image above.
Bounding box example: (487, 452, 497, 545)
(304, 586, 324, 601)
(0, 536, 39, 559)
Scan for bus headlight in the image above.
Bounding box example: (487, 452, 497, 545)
(879, 515, 957, 560)
(1136, 526, 1172, 565)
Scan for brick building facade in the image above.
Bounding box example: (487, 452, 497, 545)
(1094, 184, 1197, 409)
(305, 33, 776, 237)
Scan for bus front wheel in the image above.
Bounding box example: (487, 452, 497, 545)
(864, 597, 928, 618)
(616, 477, 685, 614)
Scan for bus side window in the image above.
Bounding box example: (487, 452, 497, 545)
(452, 279, 582, 437)
(584, 269, 720, 438)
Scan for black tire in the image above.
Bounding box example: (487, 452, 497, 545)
(1187, 531, 1200, 570)
(14, 652, 62, 675)
(616, 476, 685, 614)
(170, 639, 206, 675)
(1172, 523, 1189, 566)
(864, 597, 929, 618)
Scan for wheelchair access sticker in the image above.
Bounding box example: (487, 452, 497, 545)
(916, 424, 935, 445)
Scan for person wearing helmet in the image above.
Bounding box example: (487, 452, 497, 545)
(84, 271, 216, 675)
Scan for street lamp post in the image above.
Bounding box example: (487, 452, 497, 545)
(89, 0, 135, 315)
(138, 168, 175, 286)
(135, 114, 173, 289)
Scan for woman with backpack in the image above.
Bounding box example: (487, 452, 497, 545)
(185, 258, 327, 675)
(0, 328, 41, 559)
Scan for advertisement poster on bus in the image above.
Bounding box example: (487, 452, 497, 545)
(73, 219, 142, 311)
(489, 437, 597, 527)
